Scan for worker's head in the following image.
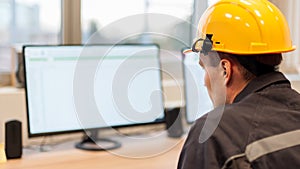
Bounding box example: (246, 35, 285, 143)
(186, 0, 295, 107)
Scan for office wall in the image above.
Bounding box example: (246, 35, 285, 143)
(0, 88, 27, 145)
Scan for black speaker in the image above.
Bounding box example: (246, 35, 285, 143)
(5, 120, 22, 159)
(165, 107, 184, 138)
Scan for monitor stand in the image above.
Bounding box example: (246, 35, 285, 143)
(75, 129, 121, 151)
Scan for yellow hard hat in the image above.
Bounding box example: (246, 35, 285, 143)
(188, 0, 296, 55)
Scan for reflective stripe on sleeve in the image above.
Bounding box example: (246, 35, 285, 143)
(221, 153, 246, 169)
(245, 129, 300, 162)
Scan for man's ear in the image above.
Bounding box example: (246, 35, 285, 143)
(220, 59, 232, 85)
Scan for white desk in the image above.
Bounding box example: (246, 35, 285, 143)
(2, 131, 186, 169)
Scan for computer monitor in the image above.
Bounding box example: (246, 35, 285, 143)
(23, 44, 164, 150)
(182, 50, 213, 123)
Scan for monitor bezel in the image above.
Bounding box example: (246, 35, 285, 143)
(23, 43, 165, 138)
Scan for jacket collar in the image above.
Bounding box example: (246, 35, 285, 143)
(233, 72, 291, 103)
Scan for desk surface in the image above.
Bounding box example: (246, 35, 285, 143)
(2, 131, 185, 169)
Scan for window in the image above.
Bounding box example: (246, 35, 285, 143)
(81, 0, 194, 51)
(0, 0, 61, 85)
(207, 0, 219, 6)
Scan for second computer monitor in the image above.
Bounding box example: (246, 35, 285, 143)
(182, 51, 213, 123)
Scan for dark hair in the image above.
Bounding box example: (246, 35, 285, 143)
(207, 52, 282, 81)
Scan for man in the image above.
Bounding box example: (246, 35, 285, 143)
(178, 0, 300, 168)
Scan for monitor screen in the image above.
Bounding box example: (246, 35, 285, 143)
(23, 44, 164, 137)
(182, 51, 213, 123)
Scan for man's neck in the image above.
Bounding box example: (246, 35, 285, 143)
(226, 75, 254, 104)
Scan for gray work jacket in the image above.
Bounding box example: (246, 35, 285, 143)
(178, 72, 300, 169)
